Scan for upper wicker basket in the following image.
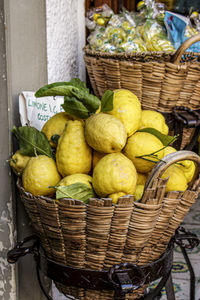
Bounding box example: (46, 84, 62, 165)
(17, 151, 200, 300)
(84, 34, 200, 113)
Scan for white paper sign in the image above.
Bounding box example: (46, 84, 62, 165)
(19, 91, 65, 130)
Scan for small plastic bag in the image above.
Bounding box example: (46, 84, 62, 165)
(164, 11, 200, 52)
(119, 38, 147, 53)
(87, 26, 107, 50)
(85, 4, 114, 31)
(137, 0, 175, 52)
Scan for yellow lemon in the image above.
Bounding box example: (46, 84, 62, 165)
(92, 151, 106, 170)
(41, 112, 71, 147)
(108, 192, 126, 204)
(22, 155, 61, 196)
(137, 172, 148, 185)
(163, 146, 176, 156)
(163, 146, 196, 183)
(139, 110, 169, 135)
(97, 17, 106, 26)
(134, 185, 145, 201)
(137, 0, 145, 10)
(92, 153, 137, 197)
(58, 173, 93, 189)
(85, 113, 127, 153)
(93, 13, 100, 21)
(124, 132, 164, 173)
(106, 89, 142, 137)
(56, 120, 92, 177)
(178, 160, 196, 183)
(161, 165, 188, 192)
(10, 150, 31, 175)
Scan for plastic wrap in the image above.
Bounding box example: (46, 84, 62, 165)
(86, 0, 175, 53)
(164, 11, 200, 52)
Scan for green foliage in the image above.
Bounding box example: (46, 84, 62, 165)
(137, 127, 178, 146)
(54, 182, 96, 203)
(35, 78, 100, 119)
(35, 82, 74, 97)
(62, 97, 90, 119)
(12, 126, 53, 158)
(100, 90, 114, 112)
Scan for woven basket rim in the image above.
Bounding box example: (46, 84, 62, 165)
(83, 45, 175, 60)
(17, 178, 140, 206)
(83, 44, 200, 63)
(17, 178, 165, 209)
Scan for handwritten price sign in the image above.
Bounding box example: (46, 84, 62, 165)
(19, 91, 64, 130)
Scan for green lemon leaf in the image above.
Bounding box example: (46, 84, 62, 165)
(35, 82, 75, 97)
(54, 183, 96, 203)
(71, 89, 100, 112)
(12, 126, 53, 157)
(100, 90, 114, 112)
(67, 78, 89, 92)
(137, 127, 178, 146)
(62, 97, 89, 119)
(35, 79, 89, 98)
(35, 79, 100, 113)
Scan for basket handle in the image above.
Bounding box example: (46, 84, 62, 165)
(172, 34, 200, 65)
(145, 150, 200, 190)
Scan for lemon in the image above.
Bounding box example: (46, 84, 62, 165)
(163, 146, 176, 156)
(134, 185, 144, 201)
(22, 155, 61, 196)
(178, 160, 196, 183)
(161, 165, 188, 192)
(92, 151, 106, 170)
(93, 13, 100, 21)
(56, 120, 92, 177)
(139, 110, 169, 135)
(108, 192, 126, 204)
(137, 172, 148, 185)
(124, 132, 164, 173)
(106, 89, 142, 137)
(41, 112, 71, 147)
(92, 153, 137, 197)
(163, 146, 196, 183)
(10, 150, 31, 175)
(85, 113, 127, 153)
(97, 17, 106, 26)
(137, 0, 145, 10)
(58, 173, 93, 189)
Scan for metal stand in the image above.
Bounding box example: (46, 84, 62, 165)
(7, 227, 199, 300)
(164, 106, 200, 151)
(174, 227, 200, 300)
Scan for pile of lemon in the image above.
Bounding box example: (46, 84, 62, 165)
(10, 89, 196, 204)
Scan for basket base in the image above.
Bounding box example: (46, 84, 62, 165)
(39, 242, 174, 300)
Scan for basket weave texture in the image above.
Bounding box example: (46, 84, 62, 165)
(17, 151, 200, 299)
(84, 35, 200, 114)
(84, 36, 200, 151)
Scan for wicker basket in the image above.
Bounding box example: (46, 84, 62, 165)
(84, 34, 200, 150)
(17, 151, 200, 300)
